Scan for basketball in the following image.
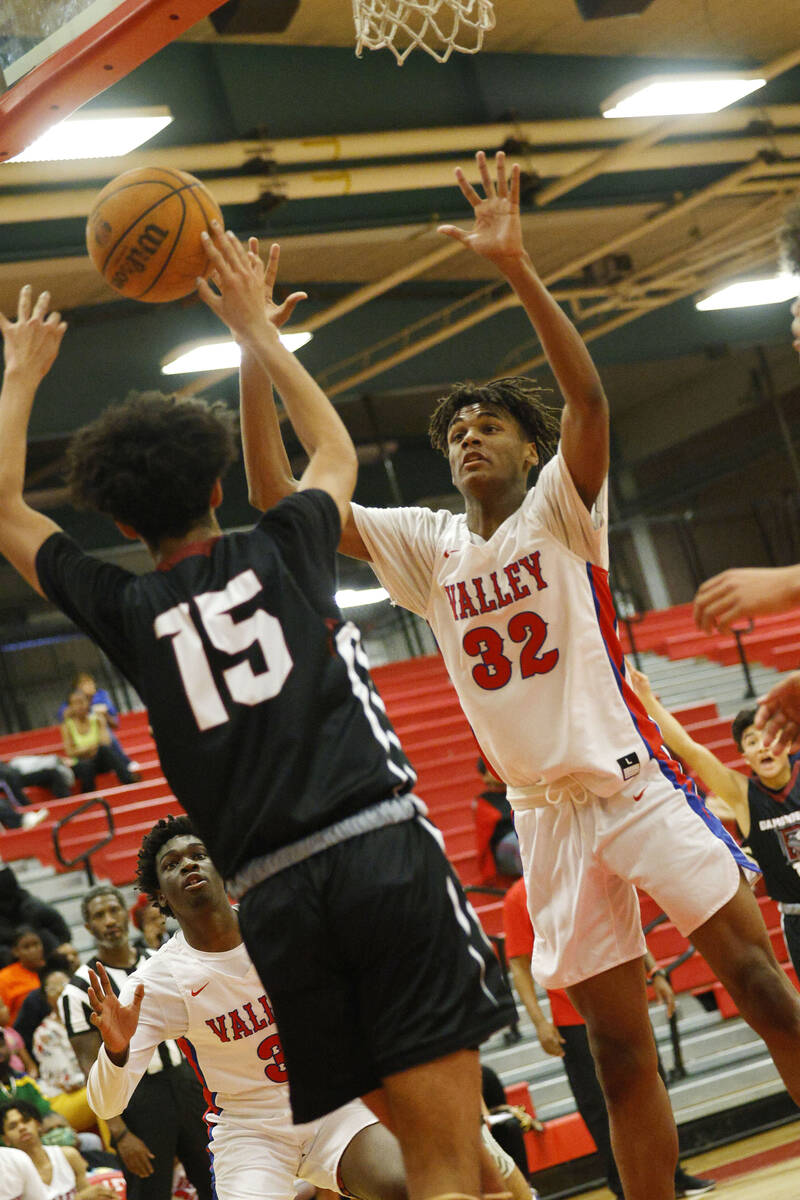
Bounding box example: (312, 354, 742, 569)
(85, 166, 223, 303)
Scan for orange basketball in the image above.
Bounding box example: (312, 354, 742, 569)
(86, 166, 223, 303)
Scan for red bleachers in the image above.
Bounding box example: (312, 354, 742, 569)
(619, 601, 800, 671)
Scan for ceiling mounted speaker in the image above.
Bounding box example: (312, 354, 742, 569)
(573, 0, 655, 16)
(209, 0, 301, 35)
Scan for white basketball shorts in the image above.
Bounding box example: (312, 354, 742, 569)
(513, 756, 752, 990)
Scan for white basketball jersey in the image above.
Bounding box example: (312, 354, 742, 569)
(87, 932, 290, 1125)
(353, 449, 667, 798)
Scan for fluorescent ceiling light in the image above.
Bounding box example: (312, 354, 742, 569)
(602, 75, 765, 119)
(7, 107, 173, 163)
(696, 274, 800, 311)
(162, 333, 313, 375)
(336, 587, 389, 609)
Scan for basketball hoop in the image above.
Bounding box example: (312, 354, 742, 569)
(352, 0, 495, 64)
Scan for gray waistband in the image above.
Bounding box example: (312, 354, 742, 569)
(227, 794, 425, 900)
(779, 902, 800, 916)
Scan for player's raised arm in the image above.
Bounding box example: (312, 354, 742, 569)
(0, 287, 67, 595)
(197, 225, 357, 531)
(439, 151, 609, 510)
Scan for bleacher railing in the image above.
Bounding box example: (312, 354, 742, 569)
(52, 796, 115, 886)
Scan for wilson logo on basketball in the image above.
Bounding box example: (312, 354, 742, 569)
(110, 223, 170, 289)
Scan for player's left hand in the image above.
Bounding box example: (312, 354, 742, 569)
(652, 972, 675, 1018)
(251, 239, 307, 330)
(693, 565, 800, 633)
(197, 225, 305, 346)
(755, 672, 800, 752)
(438, 150, 527, 268)
(0, 287, 67, 383)
(87, 961, 143, 1057)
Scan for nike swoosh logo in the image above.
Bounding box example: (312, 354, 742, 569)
(191, 983, 209, 996)
(632, 789, 645, 802)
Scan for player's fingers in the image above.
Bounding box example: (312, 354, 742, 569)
(226, 228, 249, 266)
(200, 230, 233, 277)
(510, 162, 521, 208)
(437, 223, 470, 245)
(495, 150, 508, 199)
(94, 961, 113, 993)
(17, 284, 32, 321)
(272, 292, 307, 327)
(45, 310, 62, 326)
(263, 243, 280, 295)
(32, 290, 51, 320)
(196, 276, 223, 312)
(476, 150, 495, 199)
(0, 312, 11, 333)
(454, 166, 481, 208)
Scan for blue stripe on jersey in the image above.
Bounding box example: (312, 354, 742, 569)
(585, 564, 758, 877)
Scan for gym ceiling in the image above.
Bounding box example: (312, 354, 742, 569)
(0, 0, 799, 608)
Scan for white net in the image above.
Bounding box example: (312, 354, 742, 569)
(352, 0, 495, 64)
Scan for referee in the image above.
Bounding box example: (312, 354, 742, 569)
(61, 885, 212, 1200)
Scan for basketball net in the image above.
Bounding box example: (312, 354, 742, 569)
(352, 0, 495, 64)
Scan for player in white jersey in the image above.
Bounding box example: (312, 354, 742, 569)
(85, 816, 406, 1200)
(241, 150, 800, 1200)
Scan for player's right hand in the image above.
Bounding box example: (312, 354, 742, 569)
(0, 287, 67, 384)
(87, 961, 143, 1056)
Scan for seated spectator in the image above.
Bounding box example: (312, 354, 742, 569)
(128, 897, 167, 952)
(0, 930, 46, 1024)
(474, 758, 522, 880)
(60, 692, 137, 795)
(57, 675, 139, 778)
(0, 996, 37, 1078)
(0, 865, 71, 969)
(14, 952, 79, 1057)
(0, 1029, 81, 1143)
(0, 1101, 117, 1200)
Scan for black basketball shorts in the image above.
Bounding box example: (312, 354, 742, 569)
(238, 813, 517, 1123)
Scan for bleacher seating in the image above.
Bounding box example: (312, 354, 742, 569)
(619, 600, 800, 673)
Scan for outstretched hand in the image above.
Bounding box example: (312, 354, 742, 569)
(197, 225, 306, 345)
(87, 961, 143, 1058)
(438, 150, 526, 267)
(755, 672, 800, 753)
(0, 286, 67, 383)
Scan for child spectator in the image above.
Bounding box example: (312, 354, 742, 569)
(0, 930, 46, 1023)
(0, 1100, 117, 1200)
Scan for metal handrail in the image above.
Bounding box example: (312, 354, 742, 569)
(52, 796, 115, 886)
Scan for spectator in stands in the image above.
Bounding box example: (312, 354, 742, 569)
(0, 866, 70, 970)
(60, 691, 137, 795)
(474, 758, 522, 881)
(503, 879, 715, 1198)
(0, 1029, 88, 1147)
(57, 673, 140, 778)
(630, 666, 800, 980)
(0, 996, 36, 1078)
(129, 897, 167, 952)
(3, 756, 74, 800)
(14, 951, 79, 1057)
(60, 885, 212, 1200)
(0, 1144, 48, 1200)
(0, 930, 47, 1023)
(0, 1101, 117, 1200)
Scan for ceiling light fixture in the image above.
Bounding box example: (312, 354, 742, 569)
(602, 74, 766, 119)
(6, 107, 174, 163)
(696, 274, 800, 311)
(162, 333, 313, 375)
(335, 587, 390, 609)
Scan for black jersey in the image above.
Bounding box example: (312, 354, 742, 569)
(36, 490, 416, 880)
(745, 757, 800, 905)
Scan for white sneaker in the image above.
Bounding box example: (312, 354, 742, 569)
(21, 808, 49, 829)
(128, 760, 142, 772)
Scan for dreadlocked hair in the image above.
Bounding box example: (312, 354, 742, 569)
(66, 391, 237, 546)
(137, 814, 196, 915)
(428, 378, 561, 476)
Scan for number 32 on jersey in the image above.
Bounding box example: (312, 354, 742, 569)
(463, 610, 558, 691)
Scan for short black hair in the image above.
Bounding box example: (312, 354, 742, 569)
(40, 956, 74, 986)
(0, 1098, 42, 1132)
(428, 377, 561, 479)
(732, 708, 758, 752)
(137, 814, 197, 915)
(66, 391, 238, 546)
(81, 884, 128, 924)
(11, 925, 39, 948)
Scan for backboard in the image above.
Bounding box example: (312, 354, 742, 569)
(0, 0, 232, 162)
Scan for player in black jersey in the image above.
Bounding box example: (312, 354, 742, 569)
(0, 234, 515, 1200)
(631, 669, 800, 977)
